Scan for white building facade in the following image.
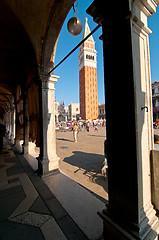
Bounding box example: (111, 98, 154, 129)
(68, 103, 80, 121)
(54, 99, 68, 122)
(98, 104, 106, 119)
(54, 99, 60, 123)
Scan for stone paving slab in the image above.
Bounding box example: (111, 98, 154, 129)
(46, 197, 68, 220)
(41, 218, 67, 240)
(0, 185, 26, 222)
(0, 141, 63, 239)
(29, 196, 51, 215)
(44, 172, 105, 240)
(10, 212, 52, 227)
(57, 215, 88, 240)
(0, 139, 92, 240)
(0, 221, 44, 240)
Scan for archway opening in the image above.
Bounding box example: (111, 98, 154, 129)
(0, 1, 40, 156)
(53, 0, 107, 204)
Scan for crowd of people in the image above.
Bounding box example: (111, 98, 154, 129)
(154, 119, 159, 129)
(56, 119, 106, 142)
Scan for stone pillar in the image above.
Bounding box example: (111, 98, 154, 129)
(8, 110, 12, 140)
(87, 0, 159, 239)
(10, 106, 16, 144)
(4, 111, 8, 135)
(38, 69, 60, 175)
(22, 92, 30, 155)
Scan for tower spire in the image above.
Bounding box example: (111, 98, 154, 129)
(82, 18, 94, 42)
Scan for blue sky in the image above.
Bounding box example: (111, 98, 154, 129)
(148, 7, 159, 83)
(54, 0, 104, 106)
(54, 1, 159, 106)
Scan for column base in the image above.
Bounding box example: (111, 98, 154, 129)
(23, 143, 29, 155)
(10, 134, 15, 144)
(98, 207, 159, 240)
(15, 140, 23, 153)
(37, 155, 60, 176)
(41, 168, 60, 179)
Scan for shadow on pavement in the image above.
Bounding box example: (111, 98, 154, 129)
(57, 138, 73, 142)
(88, 134, 105, 138)
(63, 151, 108, 195)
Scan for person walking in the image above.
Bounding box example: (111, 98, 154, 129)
(79, 121, 82, 131)
(73, 122, 79, 142)
(94, 124, 98, 131)
(86, 121, 90, 132)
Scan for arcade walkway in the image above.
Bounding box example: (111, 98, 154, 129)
(0, 138, 104, 240)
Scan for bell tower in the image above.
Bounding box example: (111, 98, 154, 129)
(78, 18, 98, 120)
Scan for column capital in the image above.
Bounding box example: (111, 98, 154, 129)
(38, 65, 59, 90)
(87, 0, 159, 26)
(40, 74, 59, 91)
(49, 75, 60, 84)
(128, 0, 159, 35)
(38, 64, 50, 75)
(134, 0, 159, 18)
(86, 0, 104, 25)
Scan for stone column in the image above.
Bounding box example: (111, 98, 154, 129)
(38, 70, 60, 175)
(22, 92, 30, 155)
(4, 111, 9, 136)
(87, 0, 159, 239)
(10, 106, 16, 144)
(8, 110, 12, 140)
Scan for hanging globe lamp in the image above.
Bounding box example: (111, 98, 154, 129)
(67, 16, 82, 36)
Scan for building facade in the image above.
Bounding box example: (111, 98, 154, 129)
(54, 99, 60, 123)
(98, 104, 106, 119)
(58, 101, 68, 122)
(54, 99, 68, 122)
(68, 103, 80, 121)
(152, 81, 159, 120)
(78, 18, 98, 120)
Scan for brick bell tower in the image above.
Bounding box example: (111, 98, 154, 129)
(78, 18, 98, 120)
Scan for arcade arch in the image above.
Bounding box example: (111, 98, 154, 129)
(53, 2, 106, 202)
(0, 0, 75, 167)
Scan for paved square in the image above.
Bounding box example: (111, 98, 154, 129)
(56, 126, 108, 202)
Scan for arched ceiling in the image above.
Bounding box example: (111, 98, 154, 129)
(0, 86, 13, 118)
(3, 0, 75, 67)
(4, 0, 55, 65)
(0, 1, 37, 92)
(0, 0, 75, 117)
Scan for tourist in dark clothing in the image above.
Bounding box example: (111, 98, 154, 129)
(86, 122, 89, 132)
